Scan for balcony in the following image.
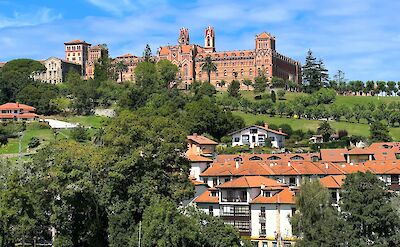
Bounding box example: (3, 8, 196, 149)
(221, 196, 248, 203)
(259, 229, 266, 237)
(259, 212, 266, 222)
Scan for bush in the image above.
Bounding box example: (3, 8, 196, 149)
(29, 122, 50, 130)
(70, 125, 89, 142)
(220, 135, 232, 144)
(28, 137, 40, 148)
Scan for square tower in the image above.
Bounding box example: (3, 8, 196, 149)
(64, 39, 91, 75)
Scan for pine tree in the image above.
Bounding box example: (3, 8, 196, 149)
(317, 59, 329, 87)
(143, 44, 152, 62)
(302, 50, 320, 93)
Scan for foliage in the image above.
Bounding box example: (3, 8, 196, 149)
(291, 179, 344, 247)
(27, 137, 40, 148)
(227, 80, 241, 98)
(317, 121, 335, 142)
(253, 71, 268, 94)
(243, 79, 252, 90)
(17, 82, 60, 115)
(157, 60, 178, 88)
(341, 172, 400, 246)
(143, 44, 153, 62)
(370, 121, 392, 142)
(277, 89, 286, 99)
(70, 125, 89, 142)
(201, 56, 217, 83)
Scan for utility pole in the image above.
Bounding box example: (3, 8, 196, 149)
(138, 220, 141, 247)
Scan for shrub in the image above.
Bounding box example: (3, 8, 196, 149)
(28, 137, 40, 148)
(70, 125, 89, 142)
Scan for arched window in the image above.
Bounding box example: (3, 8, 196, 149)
(183, 64, 188, 77)
(267, 156, 281, 160)
(249, 69, 253, 76)
(224, 70, 227, 76)
(241, 69, 244, 76)
(249, 156, 263, 161)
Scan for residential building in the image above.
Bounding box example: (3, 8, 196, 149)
(229, 124, 287, 148)
(158, 26, 301, 89)
(86, 44, 109, 79)
(186, 134, 217, 181)
(64, 39, 91, 75)
(0, 62, 5, 69)
(0, 102, 39, 121)
(33, 57, 81, 84)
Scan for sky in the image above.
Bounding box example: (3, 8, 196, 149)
(0, 0, 399, 81)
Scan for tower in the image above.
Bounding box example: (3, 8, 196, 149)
(64, 39, 91, 75)
(204, 26, 215, 52)
(178, 28, 190, 45)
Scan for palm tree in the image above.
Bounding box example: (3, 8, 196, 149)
(201, 56, 217, 83)
(115, 61, 128, 82)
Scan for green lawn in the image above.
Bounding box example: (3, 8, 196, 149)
(233, 111, 400, 141)
(0, 124, 59, 154)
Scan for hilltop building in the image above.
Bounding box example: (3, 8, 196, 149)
(158, 26, 301, 89)
(86, 44, 109, 79)
(33, 57, 81, 84)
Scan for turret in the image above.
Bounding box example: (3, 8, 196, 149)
(178, 27, 190, 45)
(204, 26, 215, 52)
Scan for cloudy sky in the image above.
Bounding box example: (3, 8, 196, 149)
(0, 0, 399, 81)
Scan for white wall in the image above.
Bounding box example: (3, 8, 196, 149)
(196, 203, 220, 216)
(190, 162, 209, 181)
(231, 126, 285, 148)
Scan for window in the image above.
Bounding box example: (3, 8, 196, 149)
(268, 156, 281, 160)
(249, 69, 253, 76)
(208, 205, 213, 215)
(263, 191, 271, 197)
(289, 177, 296, 186)
(211, 191, 217, 197)
(291, 155, 304, 160)
(252, 136, 256, 142)
(203, 178, 208, 184)
(224, 70, 227, 76)
(234, 137, 240, 142)
(249, 156, 263, 161)
(250, 128, 258, 134)
(225, 178, 230, 182)
(260, 206, 266, 216)
(291, 208, 296, 216)
(213, 178, 218, 187)
(235, 220, 250, 231)
(258, 135, 265, 143)
(331, 191, 337, 202)
(242, 135, 249, 143)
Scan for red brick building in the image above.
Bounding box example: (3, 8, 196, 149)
(158, 26, 301, 89)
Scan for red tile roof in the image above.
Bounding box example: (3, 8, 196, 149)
(201, 162, 237, 176)
(216, 176, 284, 188)
(193, 189, 219, 203)
(320, 149, 347, 162)
(0, 102, 36, 111)
(320, 175, 346, 189)
(347, 147, 374, 155)
(187, 134, 218, 145)
(64, 39, 91, 45)
(251, 188, 295, 204)
(186, 154, 213, 163)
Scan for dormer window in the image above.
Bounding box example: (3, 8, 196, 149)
(291, 155, 304, 160)
(211, 191, 218, 197)
(249, 156, 263, 161)
(250, 128, 258, 134)
(263, 191, 271, 197)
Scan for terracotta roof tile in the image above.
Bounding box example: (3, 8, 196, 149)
(193, 189, 219, 203)
(251, 188, 295, 204)
(0, 103, 36, 111)
(187, 134, 218, 145)
(216, 176, 284, 188)
(187, 154, 213, 162)
(320, 175, 346, 189)
(320, 149, 347, 162)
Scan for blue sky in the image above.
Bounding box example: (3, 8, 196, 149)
(0, 0, 399, 81)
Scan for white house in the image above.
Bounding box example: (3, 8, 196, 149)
(229, 124, 287, 148)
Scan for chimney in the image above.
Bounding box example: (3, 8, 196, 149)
(278, 128, 283, 133)
(261, 184, 265, 190)
(16, 102, 19, 107)
(264, 123, 269, 129)
(193, 133, 197, 137)
(325, 163, 329, 169)
(288, 161, 291, 167)
(235, 160, 240, 169)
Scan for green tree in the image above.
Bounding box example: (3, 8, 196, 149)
(317, 121, 334, 142)
(115, 61, 128, 82)
(387, 81, 396, 96)
(134, 62, 159, 89)
(370, 121, 392, 142)
(291, 179, 344, 247)
(253, 71, 268, 94)
(270, 90, 276, 103)
(365, 81, 375, 95)
(201, 56, 217, 83)
(277, 89, 286, 99)
(70, 125, 89, 142)
(156, 60, 178, 88)
(143, 44, 152, 62)
(227, 80, 240, 98)
(0, 59, 45, 103)
(243, 79, 252, 90)
(302, 50, 321, 92)
(94, 55, 112, 82)
(341, 172, 400, 246)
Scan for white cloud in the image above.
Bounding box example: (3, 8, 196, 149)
(0, 7, 62, 29)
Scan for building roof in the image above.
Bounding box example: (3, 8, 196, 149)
(251, 188, 295, 204)
(216, 176, 284, 188)
(347, 147, 375, 155)
(201, 162, 237, 176)
(186, 154, 213, 163)
(193, 189, 219, 203)
(320, 149, 347, 162)
(256, 32, 274, 39)
(116, 53, 138, 58)
(64, 39, 91, 45)
(320, 175, 346, 189)
(228, 125, 288, 136)
(0, 102, 36, 112)
(0, 113, 39, 119)
(187, 134, 218, 145)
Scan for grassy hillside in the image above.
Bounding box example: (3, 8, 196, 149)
(233, 111, 400, 141)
